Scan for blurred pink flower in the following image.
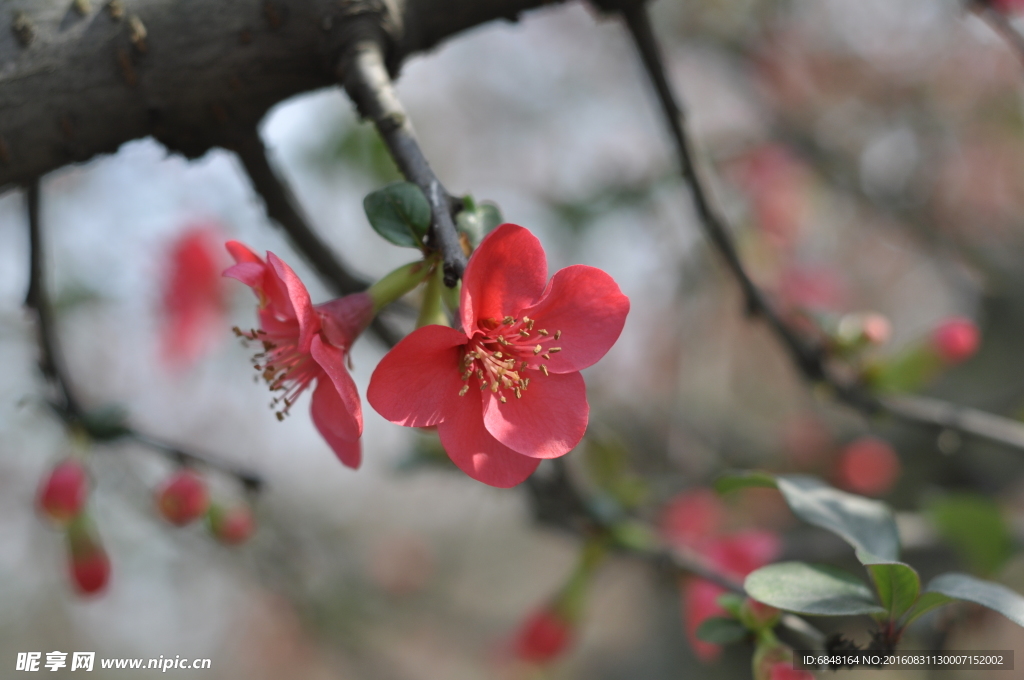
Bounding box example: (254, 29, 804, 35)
(224, 242, 372, 468)
(38, 458, 89, 524)
(931, 316, 980, 365)
(160, 226, 229, 367)
(513, 606, 574, 664)
(837, 436, 901, 497)
(367, 224, 629, 488)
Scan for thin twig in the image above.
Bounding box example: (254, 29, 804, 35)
(22, 181, 262, 490)
(229, 128, 402, 347)
(618, 1, 1024, 452)
(341, 40, 468, 287)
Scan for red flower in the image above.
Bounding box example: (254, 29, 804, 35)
(367, 224, 629, 487)
(662, 490, 781, 662)
(837, 436, 901, 497)
(224, 242, 372, 469)
(38, 459, 89, 524)
(156, 470, 210, 526)
(161, 226, 229, 367)
(931, 317, 980, 365)
(513, 606, 574, 664)
(66, 517, 111, 596)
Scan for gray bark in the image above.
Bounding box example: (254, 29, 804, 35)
(0, 0, 600, 190)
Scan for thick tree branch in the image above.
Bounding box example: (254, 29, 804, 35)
(228, 127, 402, 346)
(618, 1, 1024, 454)
(23, 181, 262, 490)
(341, 39, 467, 286)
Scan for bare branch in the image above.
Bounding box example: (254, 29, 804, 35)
(971, 1, 1024, 68)
(341, 39, 467, 287)
(22, 181, 263, 490)
(228, 127, 402, 347)
(882, 394, 1024, 450)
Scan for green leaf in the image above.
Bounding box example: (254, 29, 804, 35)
(776, 475, 900, 560)
(363, 182, 431, 248)
(80, 405, 132, 441)
(859, 555, 920, 620)
(456, 196, 503, 247)
(745, 562, 885, 617)
(901, 591, 954, 626)
(868, 345, 943, 393)
(927, 494, 1013, 576)
(717, 593, 746, 618)
(714, 470, 778, 495)
(926, 572, 1024, 628)
(695, 617, 748, 644)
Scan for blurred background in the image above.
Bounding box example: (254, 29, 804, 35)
(3, 0, 1024, 677)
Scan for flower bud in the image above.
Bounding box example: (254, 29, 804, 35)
(513, 606, 573, 663)
(931, 317, 979, 365)
(742, 597, 781, 630)
(837, 436, 901, 497)
(38, 459, 89, 524)
(207, 503, 255, 545)
(156, 470, 209, 526)
(65, 516, 110, 596)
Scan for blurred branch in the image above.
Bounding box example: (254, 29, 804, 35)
(341, 39, 468, 287)
(618, 0, 1024, 454)
(22, 180, 263, 491)
(971, 1, 1024, 67)
(229, 127, 402, 347)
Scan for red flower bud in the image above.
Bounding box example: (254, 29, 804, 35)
(207, 503, 255, 545)
(837, 436, 901, 497)
(931, 317, 979, 365)
(38, 459, 89, 524)
(156, 470, 209, 526)
(66, 517, 110, 596)
(513, 607, 573, 664)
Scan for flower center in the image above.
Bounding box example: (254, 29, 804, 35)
(457, 315, 563, 403)
(234, 326, 321, 420)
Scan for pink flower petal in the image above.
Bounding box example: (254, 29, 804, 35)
(266, 252, 319, 352)
(311, 378, 361, 469)
(683, 579, 726, 661)
(705, 530, 781, 578)
(367, 325, 467, 427)
(482, 371, 588, 458)
(226, 240, 263, 265)
(223, 262, 266, 290)
(437, 384, 540, 487)
(521, 265, 630, 374)
(460, 224, 548, 332)
(310, 336, 362, 441)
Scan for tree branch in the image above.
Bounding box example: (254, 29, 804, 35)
(23, 180, 263, 490)
(971, 1, 1024, 67)
(617, 1, 1024, 454)
(341, 39, 467, 286)
(228, 127, 402, 347)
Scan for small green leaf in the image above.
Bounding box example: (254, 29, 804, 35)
(859, 555, 920, 620)
(695, 617, 748, 644)
(776, 475, 900, 561)
(928, 494, 1013, 576)
(456, 196, 503, 247)
(717, 593, 746, 618)
(363, 182, 431, 248)
(80, 405, 132, 441)
(868, 345, 943, 393)
(714, 470, 778, 495)
(901, 591, 954, 626)
(926, 572, 1024, 628)
(745, 562, 885, 617)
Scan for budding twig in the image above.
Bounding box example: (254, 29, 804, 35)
(619, 0, 1024, 453)
(229, 128, 402, 347)
(341, 40, 468, 287)
(22, 180, 263, 491)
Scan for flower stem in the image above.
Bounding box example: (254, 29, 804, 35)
(367, 259, 436, 315)
(416, 260, 449, 328)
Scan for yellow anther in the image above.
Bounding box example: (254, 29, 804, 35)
(549, 347, 562, 353)
(500, 396, 507, 403)
(519, 329, 531, 337)
(542, 353, 551, 360)
(537, 329, 548, 336)
(503, 316, 516, 325)
(554, 330, 562, 340)
(533, 345, 542, 355)
(494, 351, 503, 358)
(491, 381, 499, 392)
(527, 319, 535, 330)
(541, 365, 549, 376)
(459, 385, 469, 396)
(515, 388, 522, 399)
(520, 361, 529, 371)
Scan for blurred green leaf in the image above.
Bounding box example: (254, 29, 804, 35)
(717, 593, 746, 618)
(715, 470, 778, 495)
(695, 617, 748, 644)
(363, 182, 431, 248)
(80, 405, 132, 441)
(745, 562, 885, 617)
(927, 494, 1013, 576)
(776, 475, 900, 561)
(859, 556, 920, 620)
(868, 345, 942, 393)
(584, 434, 648, 510)
(901, 591, 954, 626)
(925, 572, 1024, 628)
(321, 122, 401, 184)
(456, 196, 503, 247)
